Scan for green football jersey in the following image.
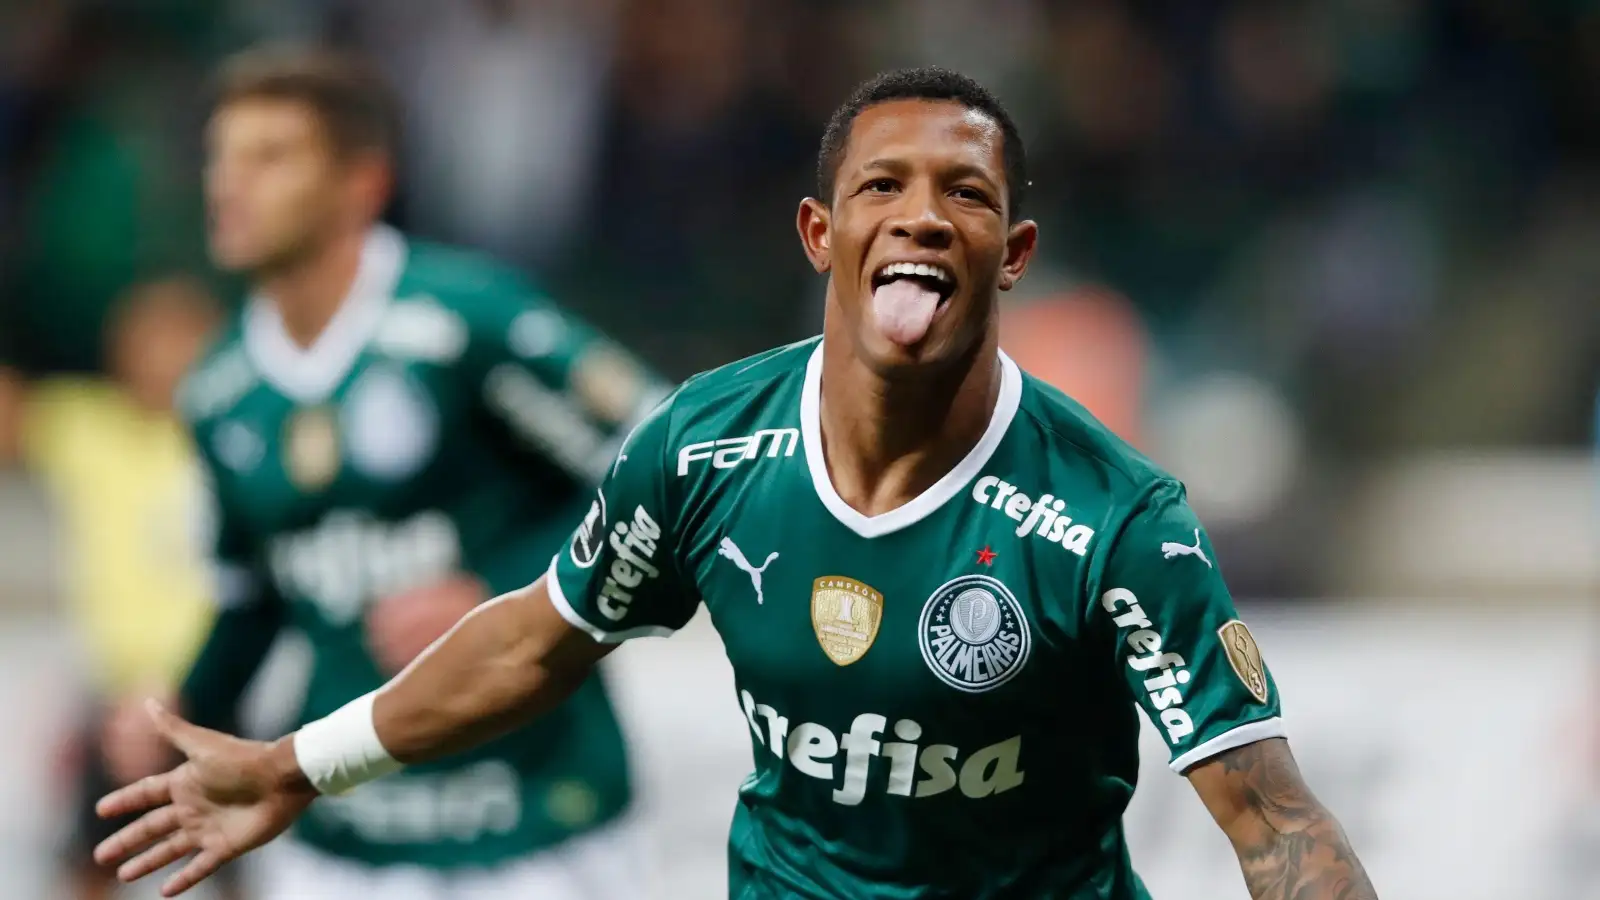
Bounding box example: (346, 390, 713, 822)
(179, 226, 669, 868)
(550, 337, 1284, 899)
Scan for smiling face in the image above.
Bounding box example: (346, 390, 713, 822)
(798, 98, 1037, 374)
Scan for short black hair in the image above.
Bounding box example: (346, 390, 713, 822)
(211, 45, 400, 161)
(816, 66, 1029, 216)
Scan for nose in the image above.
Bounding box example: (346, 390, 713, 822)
(886, 181, 954, 248)
(205, 159, 238, 205)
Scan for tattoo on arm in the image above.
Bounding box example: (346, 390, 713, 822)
(1201, 738, 1379, 900)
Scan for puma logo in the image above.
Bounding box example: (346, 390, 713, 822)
(718, 537, 779, 604)
(1161, 528, 1212, 568)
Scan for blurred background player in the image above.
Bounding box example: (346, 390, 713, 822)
(102, 45, 670, 899)
(8, 277, 236, 900)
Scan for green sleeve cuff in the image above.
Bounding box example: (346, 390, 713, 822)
(177, 598, 285, 733)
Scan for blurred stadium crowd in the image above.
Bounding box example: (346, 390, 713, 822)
(3, 0, 1599, 596)
(0, 1, 1595, 898)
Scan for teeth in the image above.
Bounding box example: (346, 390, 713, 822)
(877, 261, 952, 283)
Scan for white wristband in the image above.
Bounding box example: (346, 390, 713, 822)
(293, 692, 403, 796)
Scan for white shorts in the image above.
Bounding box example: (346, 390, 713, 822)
(250, 818, 648, 900)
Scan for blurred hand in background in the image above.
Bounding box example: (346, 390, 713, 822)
(0, 368, 25, 467)
(365, 573, 488, 677)
(101, 687, 179, 788)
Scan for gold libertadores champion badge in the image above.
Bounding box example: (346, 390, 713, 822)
(1218, 619, 1270, 704)
(284, 406, 341, 491)
(811, 576, 883, 666)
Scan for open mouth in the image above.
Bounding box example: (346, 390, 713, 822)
(870, 261, 958, 305)
(869, 261, 958, 347)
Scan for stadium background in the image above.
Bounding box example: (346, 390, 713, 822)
(0, 1, 1596, 897)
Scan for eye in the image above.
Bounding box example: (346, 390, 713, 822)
(862, 178, 899, 194)
(952, 186, 989, 204)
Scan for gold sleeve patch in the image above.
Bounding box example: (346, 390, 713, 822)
(1217, 620, 1269, 704)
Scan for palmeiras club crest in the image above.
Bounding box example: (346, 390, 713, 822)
(918, 574, 1031, 693)
(342, 364, 439, 482)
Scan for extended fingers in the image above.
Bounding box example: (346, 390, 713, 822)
(117, 830, 196, 883)
(97, 771, 172, 819)
(93, 804, 180, 867)
(161, 848, 226, 898)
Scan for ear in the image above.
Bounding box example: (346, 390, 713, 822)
(796, 197, 832, 274)
(347, 151, 394, 222)
(998, 219, 1039, 292)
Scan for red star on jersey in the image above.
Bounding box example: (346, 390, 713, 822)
(976, 545, 997, 566)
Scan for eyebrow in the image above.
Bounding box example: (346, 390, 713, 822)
(860, 158, 910, 177)
(860, 158, 999, 189)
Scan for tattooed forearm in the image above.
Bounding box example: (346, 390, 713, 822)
(1191, 738, 1378, 900)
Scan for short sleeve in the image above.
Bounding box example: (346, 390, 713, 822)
(460, 277, 672, 485)
(180, 437, 288, 732)
(193, 463, 265, 610)
(1093, 480, 1285, 773)
(545, 392, 699, 642)
(179, 410, 277, 613)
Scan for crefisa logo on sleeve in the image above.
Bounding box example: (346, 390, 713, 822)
(596, 506, 663, 621)
(570, 489, 607, 568)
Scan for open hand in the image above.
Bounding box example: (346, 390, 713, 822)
(93, 700, 316, 897)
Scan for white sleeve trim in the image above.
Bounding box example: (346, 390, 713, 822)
(1169, 716, 1287, 773)
(543, 556, 677, 644)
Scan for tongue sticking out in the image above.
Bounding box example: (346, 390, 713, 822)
(872, 279, 942, 346)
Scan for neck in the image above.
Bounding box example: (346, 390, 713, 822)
(817, 309, 1002, 518)
(257, 227, 369, 348)
(131, 390, 173, 417)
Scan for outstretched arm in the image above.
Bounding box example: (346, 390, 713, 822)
(98, 381, 694, 897)
(365, 575, 611, 762)
(94, 576, 610, 897)
(271, 574, 612, 781)
(1187, 737, 1379, 900)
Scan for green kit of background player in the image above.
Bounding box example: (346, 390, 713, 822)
(97, 67, 1378, 900)
(100, 48, 669, 899)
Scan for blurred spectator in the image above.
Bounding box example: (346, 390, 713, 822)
(999, 285, 1149, 447)
(1214, 0, 1338, 191)
(1, 2, 215, 377)
(342, 0, 617, 271)
(567, 0, 822, 375)
(14, 276, 229, 900)
(1030, 1, 1221, 325)
(859, 0, 1049, 111)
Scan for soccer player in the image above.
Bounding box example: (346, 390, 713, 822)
(98, 47, 667, 899)
(95, 67, 1377, 900)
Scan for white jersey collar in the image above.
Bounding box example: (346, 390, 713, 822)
(243, 224, 407, 404)
(799, 341, 1022, 539)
